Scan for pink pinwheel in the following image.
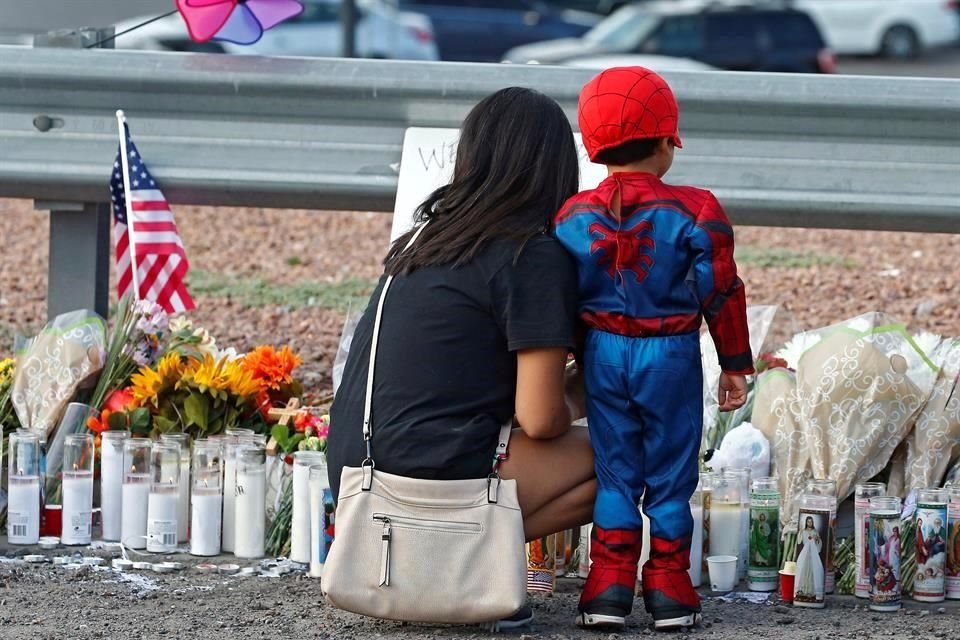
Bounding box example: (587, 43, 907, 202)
(177, 0, 304, 45)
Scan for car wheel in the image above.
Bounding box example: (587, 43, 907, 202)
(880, 25, 920, 59)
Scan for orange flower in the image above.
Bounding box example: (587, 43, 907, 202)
(87, 410, 111, 435)
(242, 345, 302, 392)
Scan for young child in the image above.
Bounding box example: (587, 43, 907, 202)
(554, 67, 753, 631)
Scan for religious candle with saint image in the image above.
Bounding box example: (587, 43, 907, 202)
(793, 494, 831, 609)
(869, 496, 903, 612)
(914, 488, 948, 603)
(855, 482, 886, 598)
(806, 479, 838, 593)
(747, 478, 779, 592)
(946, 485, 960, 600)
(527, 534, 557, 593)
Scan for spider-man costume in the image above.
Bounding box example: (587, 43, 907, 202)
(556, 67, 754, 629)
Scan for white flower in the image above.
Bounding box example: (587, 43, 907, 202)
(169, 316, 193, 333)
(775, 332, 823, 371)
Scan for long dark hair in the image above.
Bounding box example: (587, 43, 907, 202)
(385, 87, 580, 275)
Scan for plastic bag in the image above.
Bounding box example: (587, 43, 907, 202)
(332, 310, 362, 397)
(708, 421, 771, 480)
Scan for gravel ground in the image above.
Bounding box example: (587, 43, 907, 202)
(1, 543, 959, 640)
(2, 198, 959, 400)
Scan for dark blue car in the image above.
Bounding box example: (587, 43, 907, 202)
(396, 0, 598, 62)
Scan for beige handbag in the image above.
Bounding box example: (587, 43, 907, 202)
(321, 224, 527, 624)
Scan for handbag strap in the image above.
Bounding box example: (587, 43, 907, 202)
(360, 223, 513, 500)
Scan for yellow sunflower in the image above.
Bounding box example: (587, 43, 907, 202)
(130, 353, 183, 407)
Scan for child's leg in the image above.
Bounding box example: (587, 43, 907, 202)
(579, 331, 646, 621)
(630, 332, 703, 627)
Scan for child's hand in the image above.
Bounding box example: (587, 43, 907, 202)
(718, 373, 748, 412)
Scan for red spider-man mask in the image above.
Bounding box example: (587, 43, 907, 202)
(578, 67, 683, 163)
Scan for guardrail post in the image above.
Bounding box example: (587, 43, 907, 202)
(33, 27, 114, 320)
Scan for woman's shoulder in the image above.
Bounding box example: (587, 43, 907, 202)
(485, 234, 576, 281)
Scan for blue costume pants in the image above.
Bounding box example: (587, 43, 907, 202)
(580, 329, 703, 614)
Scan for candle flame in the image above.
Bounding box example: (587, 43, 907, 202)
(72, 463, 79, 471)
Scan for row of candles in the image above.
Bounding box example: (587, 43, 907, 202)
(4, 428, 335, 575)
(680, 469, 960, 610)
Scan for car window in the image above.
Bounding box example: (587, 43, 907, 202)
(705, 14, 760, 51)
(760, 12, 825, 48)
(584, 6, 660, 49)
(291, 2, 342, 23)
(640, 15, 704, 57)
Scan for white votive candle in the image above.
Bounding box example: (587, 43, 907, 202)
(690, 504, 704, 587)
(147, 486, 179, 553)
(100, 431, 129, 541)
(291, 452, 326, 563)
(160, 433, 191, 543)
(191, 487, 222, 557)
(221, 440, 241, 553)
(234, 446, 266, 559)
(7, 475, 41, 544)
(709, 501, 743, 559)
(121, 476, 150, 549)
(61, 471, 94, 545)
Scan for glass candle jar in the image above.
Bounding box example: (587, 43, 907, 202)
(689, 477, 706, 587)
(806, 479, 838, 593)
(869, 496, 903, 612)
(855, 482, 886, 598)
(309, 462, 333, 579)
(947, 485, 960, 600)
(722, 468, 751, 580)
(291, 451, 327, 564)
(121, 438, 152, 549)
(61, 433, 95, 545)
(748, 477, 780, 592)
(99, 430, 130, 542)
(709, 471, 743, 566)
(190, 440, 223, 557)
(700, 471, 716, 579)
(220, 437, 243, 553)
(234, 444, 266, 559)
(7, 432, 41, 544)
(147, 442, 180, 553)
(914, 488, 948, 603)
(159, 433, 191, 543)
(793, 492, 832, 608)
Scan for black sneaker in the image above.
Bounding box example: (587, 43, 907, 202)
(576, 604, 629, 630)
(487, 605, 534, 632)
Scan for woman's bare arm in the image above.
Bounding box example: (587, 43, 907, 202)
(515, 347, 572, 440)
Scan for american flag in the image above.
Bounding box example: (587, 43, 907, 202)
(109, 123, 195, 313)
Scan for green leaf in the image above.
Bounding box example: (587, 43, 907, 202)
(184, 394, 209, 431)
(271, 424, 290, 450)
(130, 408, 152, 432)
(106, 411, 128, 431)
(153, 415, 178, 433)
(285, 434, 305, 454)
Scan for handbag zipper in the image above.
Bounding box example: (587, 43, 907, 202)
(379, 517, 391, 587)
(372, 513, 482, 534)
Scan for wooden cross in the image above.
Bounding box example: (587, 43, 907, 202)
(266, 397, 307, 456)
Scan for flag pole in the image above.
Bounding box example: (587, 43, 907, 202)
(116, 109, 140, 301)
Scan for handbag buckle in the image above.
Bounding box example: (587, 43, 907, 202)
(361, 457, 375, 491)
(486, 473, 500, 504)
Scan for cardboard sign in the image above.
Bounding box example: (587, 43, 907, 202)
(391, 127, 608, 241)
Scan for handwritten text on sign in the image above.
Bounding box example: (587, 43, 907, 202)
(391, 128, 607, 241)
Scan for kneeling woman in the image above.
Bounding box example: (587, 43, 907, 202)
(327, 87, 596, 627)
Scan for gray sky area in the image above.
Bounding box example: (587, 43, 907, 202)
(0, 0, 168, 34)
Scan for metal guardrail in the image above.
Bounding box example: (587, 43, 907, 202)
(1, 45, 959, 314)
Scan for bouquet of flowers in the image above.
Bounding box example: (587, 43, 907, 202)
(0, 357, 17, 432)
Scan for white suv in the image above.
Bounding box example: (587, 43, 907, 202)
(794, 0, 960, 58)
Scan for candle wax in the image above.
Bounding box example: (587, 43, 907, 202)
(177, 460, 190, 543)
(221, 457, 237, 553)
(121, 477, 150, 550)
(101, 441, 125, 541)
(234, 469, 266, 559)
(147, 487, 179, 553)
(61, 471, 94, 545)
(7, 475, 41, 544)
(689, 505, 704, 587)
(709, 501, 742, 560)
(291, 462, 313, 563)
(191, 488, 222, 557)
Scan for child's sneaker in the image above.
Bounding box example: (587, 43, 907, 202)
(577, 527, 644, 630)
(576, 604, 628, 630)
(642, 536, 702, 631)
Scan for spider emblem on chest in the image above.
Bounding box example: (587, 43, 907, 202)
(588, 219, 656, 283)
